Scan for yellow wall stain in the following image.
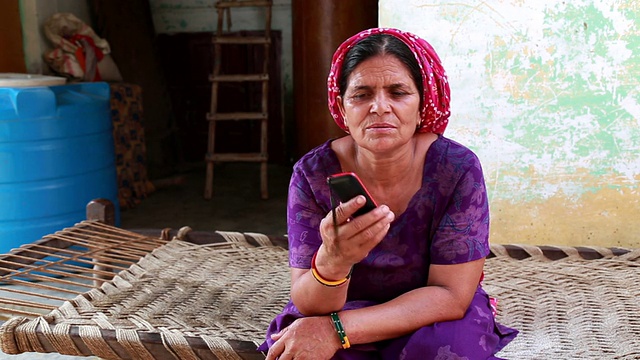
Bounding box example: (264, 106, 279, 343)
(493, 36, 507, 47)
(490, 187, 640, 248)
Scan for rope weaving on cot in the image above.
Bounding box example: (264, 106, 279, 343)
(1, 222, 639, 359)
(0, 221, 171, 320)
(2, 231, 292, 359)
(486, 244, 640, 359)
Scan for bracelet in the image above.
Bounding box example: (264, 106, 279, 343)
(330, 312, 351, 349)
(310, 251, 353, 287)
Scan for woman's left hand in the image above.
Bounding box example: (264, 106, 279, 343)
(265, 316, 342, 360)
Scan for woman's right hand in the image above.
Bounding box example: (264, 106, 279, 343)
(317, 195, 395, 277)
(265, 316, 342, 360)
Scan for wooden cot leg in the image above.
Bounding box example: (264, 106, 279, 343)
(86, 199, 116, 287)
(86, 199, 116, 225)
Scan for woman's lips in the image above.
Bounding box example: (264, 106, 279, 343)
(366, 123, 396, 130)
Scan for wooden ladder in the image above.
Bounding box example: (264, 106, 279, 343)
(205, 0, 273, 200)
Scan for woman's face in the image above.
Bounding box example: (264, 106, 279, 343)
(337, 54, 421, 153)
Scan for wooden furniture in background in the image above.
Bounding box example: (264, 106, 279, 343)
(155, 31, 283, 168)
(205, 0, 274, 200)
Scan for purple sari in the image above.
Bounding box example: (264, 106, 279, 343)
(258, 137, 518, 359)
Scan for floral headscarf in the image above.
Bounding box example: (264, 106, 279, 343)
(327, 28, 451, 134)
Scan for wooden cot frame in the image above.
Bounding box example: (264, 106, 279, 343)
(1, 198, 637, 359)
(0, 199, 280, 359)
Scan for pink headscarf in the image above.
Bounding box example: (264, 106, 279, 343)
(327, 28, 451, 134)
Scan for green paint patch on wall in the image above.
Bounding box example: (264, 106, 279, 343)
(475, 2, 640, 206)
(376, 0, 640, 247)
(488, 3, 638, 152)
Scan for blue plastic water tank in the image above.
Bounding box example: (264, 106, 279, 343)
(0, 75, 120, 254)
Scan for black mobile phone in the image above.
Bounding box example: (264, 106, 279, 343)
(327, 172, 378, 217)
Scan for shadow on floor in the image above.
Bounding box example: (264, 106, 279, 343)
(120, 162, 292, 236)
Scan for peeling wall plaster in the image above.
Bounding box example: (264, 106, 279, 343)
(380, 0, 639, 247)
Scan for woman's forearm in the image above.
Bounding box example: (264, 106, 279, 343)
(338, 285, 469, 345)
(340, 259, 484, 344)
(290, 269, 349, 315)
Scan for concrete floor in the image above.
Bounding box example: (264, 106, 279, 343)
(120, 162, 292, 237)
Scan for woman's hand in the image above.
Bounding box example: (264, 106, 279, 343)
(288, 196, 395, 315)
(317, 195, 395, 277)
(265, 316, 342, 360)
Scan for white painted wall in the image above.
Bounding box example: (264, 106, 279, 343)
(380, 0, 640, 247)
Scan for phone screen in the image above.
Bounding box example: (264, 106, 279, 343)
(327, 172, 377, 217)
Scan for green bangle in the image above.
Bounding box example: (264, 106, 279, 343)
(330, 312, 351, 349)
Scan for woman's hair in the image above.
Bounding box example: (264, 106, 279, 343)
(338, 34, 423, 104)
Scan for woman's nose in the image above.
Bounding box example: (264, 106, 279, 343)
(370, 94, 391, 115)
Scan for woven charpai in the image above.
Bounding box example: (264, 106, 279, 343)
(488, 244, 640, 359)
(1, 227, 639, 359)
(1, 231, 290, 359)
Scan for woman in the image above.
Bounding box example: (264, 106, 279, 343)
(258, 28, 518, 359)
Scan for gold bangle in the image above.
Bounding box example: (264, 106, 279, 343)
(310, 251, 353, 287)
